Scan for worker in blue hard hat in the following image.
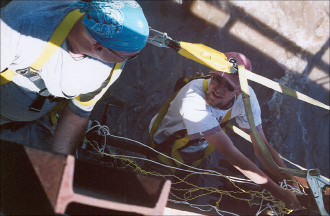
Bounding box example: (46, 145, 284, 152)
(0, 0, 149, 155)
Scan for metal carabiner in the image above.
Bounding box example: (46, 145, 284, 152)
(147, 28, 173, 48)
(228, 58, 238, 74)
(16, 67, 40, 75)
(307, 169, 330, 215)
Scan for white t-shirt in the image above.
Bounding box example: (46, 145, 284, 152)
(1, 0, 125, 117)
(150, 79, 262, 144)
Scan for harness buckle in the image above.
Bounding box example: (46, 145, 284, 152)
(16, 67, 40, 75)
(229, 58, 238, 74)
(29, 89, 50, 112)
(29, 95, 47, 112)
(16, 67, 29, 75)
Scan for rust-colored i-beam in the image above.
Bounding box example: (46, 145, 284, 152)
(24, 146, 171, 215)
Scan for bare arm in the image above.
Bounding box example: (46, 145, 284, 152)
(51, 104, 89, 155)
(249, 129, 299, 187)
(205, 130, 302, 210)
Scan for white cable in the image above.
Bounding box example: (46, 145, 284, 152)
(256, 189, 278, 216)
(86, 122, 257, 185)
(280, 179, 307, 196)
(280, 156, 307, 171)
(256, 189, 265, 216)
(168, 199, 240, 216)
(87, 145, 245, 183)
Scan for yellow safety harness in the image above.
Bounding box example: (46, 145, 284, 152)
(1, 9, 85, 111)
(150, 78, 232, 172)
(1, 9, 123, 122)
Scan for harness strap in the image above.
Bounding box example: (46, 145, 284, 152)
(31, 10, 84, 71)
(49, 100, 67, 125)
(29, 91, 49, 112)
(237, 65, 317, 177)
(48, 62, 123, 125)
(150, 90, 180, 148)
(0, 68, 15, 85)
(1, 9, 84, 112)
(171, 134, 191, 167)
(74, 63, 123, 107)
(245, 69, 329, 111)
(177, 42, 232, 73)
(176, 41, 329, 110)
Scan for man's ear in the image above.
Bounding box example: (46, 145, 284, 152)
(92, 42, 104, 52)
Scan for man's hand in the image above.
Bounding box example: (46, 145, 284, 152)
(205, 130, 303, 209)
(281, 190, 303, 211)
(51, 104, 89, 155)
(249, 129, 301, 188)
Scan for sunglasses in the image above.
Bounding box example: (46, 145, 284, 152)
(211, 75, 238, 92)
(108, 48, 139, 61)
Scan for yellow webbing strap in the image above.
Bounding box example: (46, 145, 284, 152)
(0, 9, 84, 85)
(171, 134, 191, 167)
(191, 144, 215, 169)
(50, 100, 67, 125)
(225, 123, 252, 142)
(31, 9, 84, 71)
(0, 69, 15, 85)
(176, 42, 329, 111)
(178, 42, 232, 73)
(245, 70, 330, 111)
(162, 109, 232, 171)
(49, 62, 122, 125)
(238, 65, 311, 177)
(150, 90, 180, 148)
(226, 123, 310, 170)
(202, 78, 209, 93)
(74, 63, 123, 107)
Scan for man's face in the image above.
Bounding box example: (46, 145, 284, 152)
(205, 75, 240, 109)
